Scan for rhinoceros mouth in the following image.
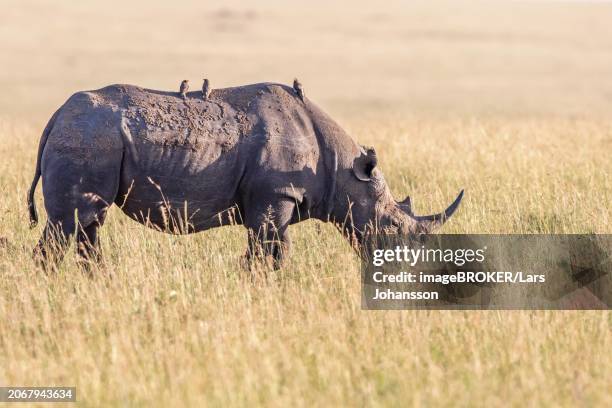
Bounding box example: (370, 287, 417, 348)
(344, 190, 464, 245)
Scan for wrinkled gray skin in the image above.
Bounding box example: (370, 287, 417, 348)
(28, 82, 463, 269)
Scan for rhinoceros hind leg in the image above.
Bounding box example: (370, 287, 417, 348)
(244, 199, 295, 270)
(35, 209, 109, 272)
(34, 143, 121, 271)
(33, 220, 75, 272)
(76, 218, 105, 271)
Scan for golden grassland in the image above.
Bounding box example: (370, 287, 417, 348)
(0, 0, 611, 406)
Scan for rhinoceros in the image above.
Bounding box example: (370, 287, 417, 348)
(27, 82, 463, 269)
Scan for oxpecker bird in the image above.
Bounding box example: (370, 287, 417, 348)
(179, 80, 189, 99)
(202, 78, 211, 101)
(293, 78, 304, 102)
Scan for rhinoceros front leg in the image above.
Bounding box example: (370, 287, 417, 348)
(243, 199, 295, 270)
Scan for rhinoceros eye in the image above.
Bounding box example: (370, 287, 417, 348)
(370, 173, 387, 196)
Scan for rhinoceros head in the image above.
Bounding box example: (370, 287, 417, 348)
(336, 146, 463, 245)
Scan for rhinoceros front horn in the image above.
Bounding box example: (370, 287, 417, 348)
(400, 190, 464, 232)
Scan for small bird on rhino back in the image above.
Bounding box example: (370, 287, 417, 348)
(179, 79, 189, 99)
(202, 78, 211, 101)
(293, 78, 304, 101)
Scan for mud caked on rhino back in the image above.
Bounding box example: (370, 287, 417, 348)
(96, 85, 256, 153)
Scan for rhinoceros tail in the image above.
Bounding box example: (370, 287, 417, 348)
(28, 108, 60, 228)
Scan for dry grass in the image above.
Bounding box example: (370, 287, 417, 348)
(0, 1, 611, 406)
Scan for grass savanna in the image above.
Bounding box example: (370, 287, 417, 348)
(1, 115, 610, 406)
(1, 0, 611, 406)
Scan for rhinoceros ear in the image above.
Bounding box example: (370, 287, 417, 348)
(352, 148, 377, 181)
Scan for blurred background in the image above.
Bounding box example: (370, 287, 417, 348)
(2, 0, 612, 122)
